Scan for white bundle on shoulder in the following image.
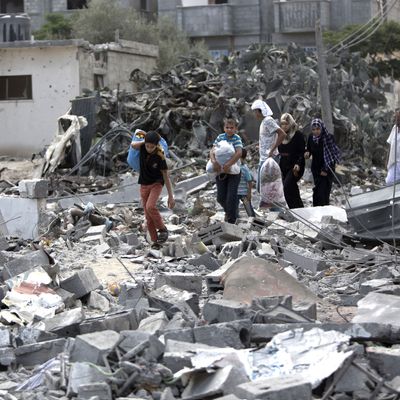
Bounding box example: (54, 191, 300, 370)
(260, 157, 286, 207)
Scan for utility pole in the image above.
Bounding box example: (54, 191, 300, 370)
(315, 19, 333, 133)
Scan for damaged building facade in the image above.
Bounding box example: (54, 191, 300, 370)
(159, 0, 400, 52)
(0, 38, 158, 156)
(0, 0, 158, 31)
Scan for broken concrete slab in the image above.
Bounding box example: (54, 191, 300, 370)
(352, 292, 400, 327)
(188, 252, 222, 271)
(37, 307, 85, 337)
(70, 330, 120, 365)
(154, 273, 203, 295)
(77, 382, 112, 400)
(86, 291, 110, 312)
(67, 362, 110, 396)
(3, 249, 50, 280)
(60, 268, 101, 298)
(119, 330, 165, 362)
(233, 375, 312, 400)
(148, 284, 199, 316)
(15, 338, 67, 367)
(222, 256, 318, 305)
(182, 365, 249, 400)
(0, 347, 15, 366)
(138, 311, 169, 335)
(175, 174, 210, 195)
(282, 247, 327, 274)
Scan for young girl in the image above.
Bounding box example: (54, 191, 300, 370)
(237, 148, 256, 217)
(131, 131, 175, 245)
(210, 118, 243, 224)
(305, 118, 340, 206)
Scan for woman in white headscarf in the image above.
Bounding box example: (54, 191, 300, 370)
(251, 100, 286, 207)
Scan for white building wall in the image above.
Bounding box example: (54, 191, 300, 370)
(0, 44, 80, 156)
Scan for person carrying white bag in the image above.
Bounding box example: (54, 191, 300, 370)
(209, 118, 243, 223)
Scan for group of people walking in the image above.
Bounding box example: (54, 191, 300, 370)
(131, 99, 341, 246)
(211, 100, 341, 224)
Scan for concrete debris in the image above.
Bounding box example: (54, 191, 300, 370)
(2, 43, 400, 400)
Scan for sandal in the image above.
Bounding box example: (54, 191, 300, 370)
(157, 228, 169, 243)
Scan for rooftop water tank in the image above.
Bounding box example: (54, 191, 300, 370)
(0, 13, 31, 43)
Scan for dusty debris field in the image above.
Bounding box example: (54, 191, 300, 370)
(1, 155, 400, 400)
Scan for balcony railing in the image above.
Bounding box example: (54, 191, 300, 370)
(274, 0, 330, 33)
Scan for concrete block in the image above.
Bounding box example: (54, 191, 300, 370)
(0, 347, 15, 366)
(203, 299, 250, 323)
(138, 311, 169, 335)
(77, 382, 112, 400)
(282, 248, 326, 273)
(214, 396, 241, 400)
(193, 320, 252, 349)
(118, 281, 147, 309)
(0, 329, 11, 347)
(70, 330, 120, 365)
(80, 309, 138, 334)
(84, 225, 106, 238)
(54, 287, 77, 308)
(188, 253, 222, 271)
(87, 291, 110, 312)
(67, 362, 109, 396)
(182, 365, 249, 400)
(60, 268, 101, 298)
(18, 179, 48, 198)
(15, 338, 67, 367)
(155, 273, 203, 295)
(292, 301, 317, 321)
(0, 196, 46, 239)
(163, 339, 221, 373)
(119, 330, 165, 361)
(3, 249, 50, 280)
(194, 223, 244, 246)
(334, 363, 373, 392)
(94, 242, 111, 255)
(16, 327, 57, 345)
(41, 307, 85, 337)
(148, 285, 199, 316)
(120, 232, 140, 246)
(81, 234, 104, 244)
(233, 375, 312, 400)
(367, 347, 400, 379)
(163, 327, 195, 344)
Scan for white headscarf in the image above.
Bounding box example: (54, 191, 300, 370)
(251, 99, 273, 117)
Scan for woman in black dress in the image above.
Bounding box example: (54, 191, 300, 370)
(278, 113, 305, 208)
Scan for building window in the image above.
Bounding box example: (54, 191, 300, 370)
(0, 75, 32, 100)
(67, 0, 88, 10)
(140, 0, 147, 11)
(0, 0, 24, 13)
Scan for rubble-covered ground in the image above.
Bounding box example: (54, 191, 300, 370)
(1, 44, 400, 400)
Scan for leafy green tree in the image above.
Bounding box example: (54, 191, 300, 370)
(33, 13, 73, 40)
(71, 0, 209, 72)
(324, 20, 400, 58)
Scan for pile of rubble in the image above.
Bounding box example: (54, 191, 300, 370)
(0, 172, 400, 399)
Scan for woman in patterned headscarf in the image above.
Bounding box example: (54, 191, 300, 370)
(304, 118, 341, 206)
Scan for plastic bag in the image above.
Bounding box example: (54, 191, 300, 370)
(214, 140, 240, 174)
(127, 130, 169, 172)
(260, 157, 286, 207)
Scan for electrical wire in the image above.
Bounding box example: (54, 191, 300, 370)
(326, 0, 398, 55)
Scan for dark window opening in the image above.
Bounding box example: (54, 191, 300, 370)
(140, 0, 147, 11)
(67, 0, 88, 10)
(94, 74, 104, 90)
(0, 75, 32, 100)
(215, 0, 228, 4)
(0, 0, 24, 13)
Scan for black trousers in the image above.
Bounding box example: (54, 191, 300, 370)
(282, 169, 304, 209)
(312, 171, 333, 207)
(216, 173, 241, 223)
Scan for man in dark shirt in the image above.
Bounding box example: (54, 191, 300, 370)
(132, 131, 175, 245)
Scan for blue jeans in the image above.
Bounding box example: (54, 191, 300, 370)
(216, 173, 241, 223)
